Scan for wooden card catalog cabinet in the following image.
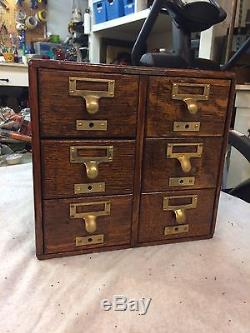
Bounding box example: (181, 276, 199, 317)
(29, 60, 234, 259)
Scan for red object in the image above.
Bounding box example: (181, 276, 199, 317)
(0, 129, 31, 142)
(54, 48, 65, 60)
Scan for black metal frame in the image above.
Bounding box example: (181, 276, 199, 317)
(131, 0, 227, 69)
(228, 130, 250, 202)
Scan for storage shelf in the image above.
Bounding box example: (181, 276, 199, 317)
(92, 9, 151, 33)
(92, 9, 171, 37)
(89, 7, 172, 63)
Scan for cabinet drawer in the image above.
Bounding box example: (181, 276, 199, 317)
(138, 189, 215, 243)
(146, 77, 231, 137)
(0, 65, 28, 87)
(39, 69, 139, 138)
(142, 137, 223, 191)
(44, 195, 132, 254)
(41, 140, 135, 198)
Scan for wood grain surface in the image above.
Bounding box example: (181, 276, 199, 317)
(146, 76, 231, 137)
(41, 140, 135, 198)
(210, 78, 236, 236)
(138, 189, 216, 243)
(131, 76, 148, 246)
(28, 60, 234, 259)
(39, 69, 139, 138)
(44, 195, 133, 254)
(29, 59, 235, 80)
(142, 137, 223, 191)
(29, 65, 44, 257)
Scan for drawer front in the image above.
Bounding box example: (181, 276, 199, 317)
(39, 69, 139, 138)
(142, 137, 223, 192)
(44, 195, 132, 254)
(138, 189, 215, 243)
(146, 77, 231, 137)
(0, 66, 28, 87)
(41, 140, 135, 198)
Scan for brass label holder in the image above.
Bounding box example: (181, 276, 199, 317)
(173, 122, 200, 132)
(163, 195, 198, 225)
(164, 225, 189, 236)
(69, 77, 115, 114)
(70, 145, 113, 179)
(70, 201, 111, 234)
(76, 120, 108, 131)
(74, 182, 105, 194)
(169, 177, 195, 187)
(166, 143, 203, 173)
(172, 83, 210, 114)
(76, 234, 104, 246)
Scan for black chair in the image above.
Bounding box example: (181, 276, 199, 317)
(132, 0, 227, 70)
(132, 0, 250, 71)
(228, 130, 250, 203)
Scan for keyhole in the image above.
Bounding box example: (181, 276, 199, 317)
(88, 185, 93, 191)
(89, 122, 94, 128)
(88, 237, 93, 242)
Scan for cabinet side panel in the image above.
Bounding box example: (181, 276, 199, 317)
(29, 62, 44, 257)
(210, 78, 235, 236)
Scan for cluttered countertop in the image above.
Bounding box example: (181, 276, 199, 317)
(0, 104, 31, 166)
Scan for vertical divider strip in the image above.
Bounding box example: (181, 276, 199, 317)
(131, 75, 148, 246)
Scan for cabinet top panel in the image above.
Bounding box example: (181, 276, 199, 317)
(29, 59, 235, 80)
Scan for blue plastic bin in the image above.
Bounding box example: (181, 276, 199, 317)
(106, 0, 124, 20)
(123, 0, 135, 15)
(93, 0, 107, 24)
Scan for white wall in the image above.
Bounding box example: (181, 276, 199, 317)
(199, 27, 214, 60)
(47, 0, 88, 41)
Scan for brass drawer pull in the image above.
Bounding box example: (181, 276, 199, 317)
(69, 77, 115, 114)
(163, 195, 198, 224)
(166, 143, 203, 173)
(175, 209, 186, 224)
(70, 145, 113, 179)
(172, 83, 210, 114)
(70, 201, 111, 234)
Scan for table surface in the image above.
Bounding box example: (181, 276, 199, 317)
(0, 163, 250, 333)
(236, 84, 250, 91)
(0, 62, 28, 68)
